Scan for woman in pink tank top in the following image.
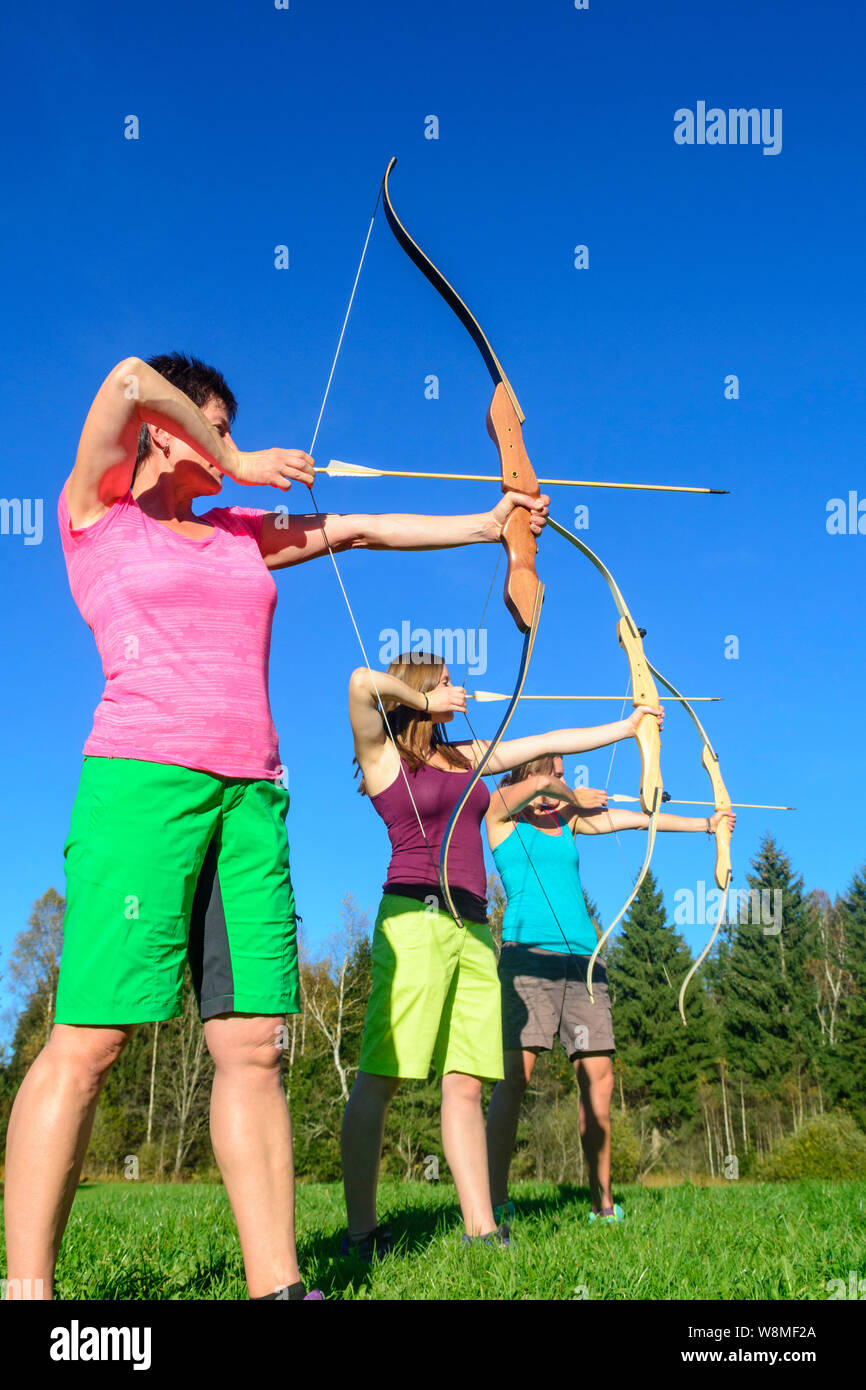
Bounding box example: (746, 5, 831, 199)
(340, 650, 661, 1257)
(4, 351, 550, 1302)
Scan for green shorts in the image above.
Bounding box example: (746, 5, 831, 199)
(55, 756, 299, 1025)
(359, 894, 504, 1081)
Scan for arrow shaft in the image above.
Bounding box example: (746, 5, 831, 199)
(321, 461, 725, 495)
(468, 691, 720, 703)
(608, 794, 794, 810)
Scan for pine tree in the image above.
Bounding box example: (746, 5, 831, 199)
(607, 872, 707, 1127)
(720, 836, 816, 1119)
(827, 864, 866, 1123)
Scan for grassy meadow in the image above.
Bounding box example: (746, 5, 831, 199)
(2, 1178, 863, 1301)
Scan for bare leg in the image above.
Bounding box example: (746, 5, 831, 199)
(4, 1024, 135, 1299)
(341, 1070, 401, 1237)
(486, 1049, 539, 1208)
(574, 1053, 616, 1210)
(441, 1071, 497, 1237)
(205, 1013, 299, 1298)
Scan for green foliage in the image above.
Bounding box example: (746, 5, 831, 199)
(608, 873, 706, 1127)
(754, 1113, 866, 1181)
(609, 1110, 641, 1183)
(85, 1103, 136, 1173)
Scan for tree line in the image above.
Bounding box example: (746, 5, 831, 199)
(1, 835, 864, 1187)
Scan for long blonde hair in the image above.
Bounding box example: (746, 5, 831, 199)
(357, 652, 471, 795)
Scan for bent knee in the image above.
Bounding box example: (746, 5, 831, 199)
(442, 1072, 483, 1102)
(47, 1024, 135, 1092)
(206, 1015, 287, 1075)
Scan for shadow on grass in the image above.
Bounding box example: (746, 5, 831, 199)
(296, 1182, 596, 1298)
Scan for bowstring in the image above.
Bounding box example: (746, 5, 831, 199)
(459, 557, 577, 959)
(305, 169, 448, 910)
(602, 683, 641, 887)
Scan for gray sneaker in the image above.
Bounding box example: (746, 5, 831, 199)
(462, 1222, 511, 1248)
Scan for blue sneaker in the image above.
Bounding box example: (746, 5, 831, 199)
(588, 1204, 625, 1224)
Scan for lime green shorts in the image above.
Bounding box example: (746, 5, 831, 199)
(55, 756, 299, 1025)
(358, 894, 504, 1081)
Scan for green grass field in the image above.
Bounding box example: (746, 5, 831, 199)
(3, 1178, 864, 1301)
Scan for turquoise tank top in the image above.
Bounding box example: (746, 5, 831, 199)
(491, 813, 598, 953)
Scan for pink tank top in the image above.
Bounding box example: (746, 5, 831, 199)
(58, 487, 281, 779)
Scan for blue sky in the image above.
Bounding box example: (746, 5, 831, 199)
(1, 1, 864, 1032)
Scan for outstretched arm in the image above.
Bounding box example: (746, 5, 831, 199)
(480, 705, 664, 775)
(570, 803, 736, 839)
(258, 490, 548, 570)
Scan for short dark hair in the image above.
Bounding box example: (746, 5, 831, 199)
(134, 352, 239, 474)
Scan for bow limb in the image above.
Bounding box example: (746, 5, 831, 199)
(381, 159, 543, 633)
(546, 519, 663, 999)
(647, 661, 734, 1024)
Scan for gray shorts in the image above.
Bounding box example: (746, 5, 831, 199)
(498, 943, 615, 1056)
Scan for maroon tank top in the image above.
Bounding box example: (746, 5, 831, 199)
(369, 759, 491, 923)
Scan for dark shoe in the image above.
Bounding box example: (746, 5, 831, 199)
(339, 1223, 394, 1261)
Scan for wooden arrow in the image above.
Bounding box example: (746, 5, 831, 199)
(320, 459, 727, 495)
(468, 690, 721, 703)
(607, 793, 795, 810)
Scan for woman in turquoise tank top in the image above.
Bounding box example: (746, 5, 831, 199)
(485, 753, 736, 1224)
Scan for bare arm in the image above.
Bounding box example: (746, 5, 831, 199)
(485, 773, 585, 849)
(66, 356, 315, 529)
(479, 706, 663, 775)
(259, 490, 548, 570)
(347, 667, 467, 797)
(568, 805, 735, 838)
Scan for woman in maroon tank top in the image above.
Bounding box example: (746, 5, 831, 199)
(339, 651, 660, 1258)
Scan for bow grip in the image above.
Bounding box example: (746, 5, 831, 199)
(486, 383, 541, 633)
(615, 616, 662, 814)
(632, 705, 662, 816)
(702, 745, 733, 890)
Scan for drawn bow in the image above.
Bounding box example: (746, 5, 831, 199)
(545, 520, 664, 999)
(311, 157, 722, 962)
(378, 159, 547, 921)
(648, 662, 733, 1024)
(543, 521, 733, 1018)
